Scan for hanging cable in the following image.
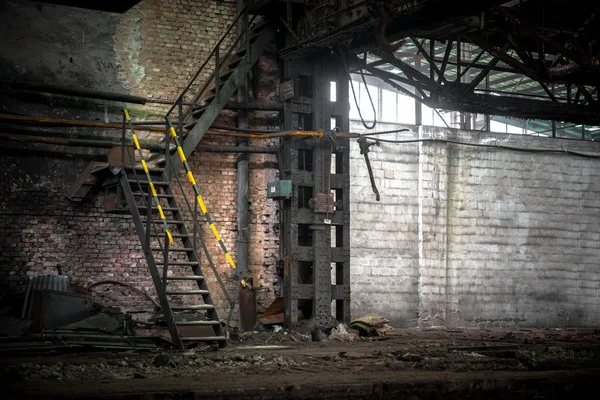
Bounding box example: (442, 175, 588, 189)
(358, 128, 410, 137)
(338, 48, 377, 130)
(363, 136, 600, 159)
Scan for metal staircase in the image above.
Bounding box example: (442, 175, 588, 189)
(162, 11, 278, 169)
(67, 6, 278, 349)
(119, 167, 226, 349)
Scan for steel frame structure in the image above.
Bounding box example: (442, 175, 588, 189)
(279, 58, 351, 329)
(278, 0, 600, 126)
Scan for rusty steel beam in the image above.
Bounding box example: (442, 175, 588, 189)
(465, 34, 540, 82)
(438, 40, 453, 84)
(465, 41, 511, 93)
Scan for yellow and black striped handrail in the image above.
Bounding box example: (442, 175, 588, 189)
(165, 118, 247, 288)
(123, 109, 174, 245)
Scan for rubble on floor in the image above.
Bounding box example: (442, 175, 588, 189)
(1, 328, 598, 384)
(350, 314, 394, 337)
(1, 350, 304, 382)
(0, 275, 170, 355)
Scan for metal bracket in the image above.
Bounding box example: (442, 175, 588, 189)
(357, 137, 381, 201)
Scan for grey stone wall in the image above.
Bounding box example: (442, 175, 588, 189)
(350, 122, 600, 329)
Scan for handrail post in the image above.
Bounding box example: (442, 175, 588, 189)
(146, 190, 152, 251)
(193, 197, 198, 256)
(163, 234, 169, 295)
(121, 113, 126, 168)
(177, 98, 184, 137)
(215, 47, 220, 100)
(164, 123, 170, 178)
(244, 5, 250, 58)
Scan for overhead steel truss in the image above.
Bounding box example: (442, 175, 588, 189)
(281, 0, 600, 126)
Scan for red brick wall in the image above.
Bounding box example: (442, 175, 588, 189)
(114, 0, 237, 116)
(0, 0, 280, 326)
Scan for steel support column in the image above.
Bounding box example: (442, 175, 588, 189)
(281, 57, 350, 330)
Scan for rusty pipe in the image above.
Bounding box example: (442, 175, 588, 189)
(0, 113, 365, 140)
(0, 113, 166, 132)
(0, 132, 171, 152)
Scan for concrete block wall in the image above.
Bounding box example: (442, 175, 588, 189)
(350, 122, 600, 329)
(349, 122, 420, 327)
(442, 127, 600, 328)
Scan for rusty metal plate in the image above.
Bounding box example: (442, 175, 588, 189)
(279, 80, 294, 101)
(313, 192, 334, 213)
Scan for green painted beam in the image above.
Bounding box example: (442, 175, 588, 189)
(170, 23, 277, 172)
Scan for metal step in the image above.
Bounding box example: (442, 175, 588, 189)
(166, 290, 210, 295)
(181, 336, 227, 341)
(132, 193, 174, 198)
(128, 180, 170, 186)
(150, 233, 189, 238)
(157, 260, 199, 266)
(166, 275, 204, 281)
(171, 304, 215, 311)
(138, 206, 179, 212)
(226, 56, 242, 68)
(142, 220, 184, 225)
(151, 247, 194, 252)
(176, 320, 220, 326)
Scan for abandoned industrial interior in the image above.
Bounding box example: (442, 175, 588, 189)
(1, 0, 600, 398)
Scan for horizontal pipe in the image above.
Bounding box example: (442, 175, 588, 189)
(223, 102, 284, 111)
(0, 143, 106, 161)
(0, 114, 363, 140)
(197, 145, 278, 154)
(0, 132, 170, 152)
(11, 81, 148, 105)
(0, 114, 166, 132)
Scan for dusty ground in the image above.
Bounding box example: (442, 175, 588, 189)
(1, 328, 599, 399)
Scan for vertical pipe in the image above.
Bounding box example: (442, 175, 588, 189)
(237, 0, 254, 332)
(415, 56, 422, 126)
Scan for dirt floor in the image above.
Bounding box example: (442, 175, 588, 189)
(1, 327, 599, 399)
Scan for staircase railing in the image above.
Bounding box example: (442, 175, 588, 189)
(164, 4, 255, 124)
(120, 111, 237, 332)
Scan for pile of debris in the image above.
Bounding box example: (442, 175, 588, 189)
(349, 314, 394, 337)
(0, 275, 167, 355)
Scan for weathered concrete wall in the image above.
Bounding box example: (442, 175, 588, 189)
(0, 0, 235, 117)
(350, 122, 600, 329)
(349, 123, 420, 327)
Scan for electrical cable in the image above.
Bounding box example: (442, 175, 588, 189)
(357, 128, 410, 137)
(338, 48, 377, 130)
(363, 137, 600, 159)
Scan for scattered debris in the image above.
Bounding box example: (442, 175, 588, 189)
(259, 297, 305, 326)
(273, 325, 283, 333)
(350, 314, 394, 337)
(0, 317, 32, 337)
(152, 353, 176, 368)
(60, 312, 131, 335)
(311, 328, 326, 342)
(399, 353, 423, 362)
(326, 324, 361, 342)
